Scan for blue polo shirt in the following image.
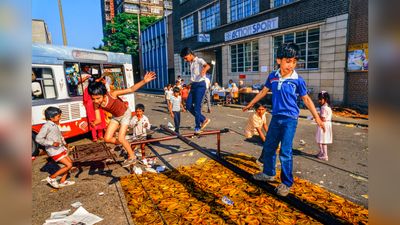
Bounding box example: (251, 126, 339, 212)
(265, 69, 308, 118)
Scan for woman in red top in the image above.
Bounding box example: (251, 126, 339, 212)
(88, 71, 156, 167)
(181, 84, 189, 107)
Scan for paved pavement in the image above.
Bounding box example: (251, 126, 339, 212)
(32, 92, 368, 225)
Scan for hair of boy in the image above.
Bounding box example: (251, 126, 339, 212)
(135, 103, 145, 111)
(318, 91, 331, 106)
(45, 106, 62, 120)
(88, 81, 107, 95)
(253, 103, 266, 110)
(276, 42, 300, 60)
(180, 47, 194, 58)
(173, 87, 181, 93)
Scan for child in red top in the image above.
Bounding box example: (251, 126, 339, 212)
(88, 71, 156, 167)
(181, 84, 189, 107)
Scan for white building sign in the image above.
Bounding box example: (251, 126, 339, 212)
(198, 34, 210, 42)
(224, 17, 279, 41)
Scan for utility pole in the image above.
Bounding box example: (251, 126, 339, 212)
(58, 0, 68, 46)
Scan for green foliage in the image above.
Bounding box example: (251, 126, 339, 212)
(95, 13, 159, 56)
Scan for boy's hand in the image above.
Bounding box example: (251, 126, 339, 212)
(182, 109, 186, 112)
(170, 113, 174, 118)
(144, 123, 148, 128)
(143, 71, 157, 83)
(53, 142, 60, 147)
(242, 104, 253, 112)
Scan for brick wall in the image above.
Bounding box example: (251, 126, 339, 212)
(345, 0, 368, 108)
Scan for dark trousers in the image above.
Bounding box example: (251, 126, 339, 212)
(186, 81, 206, 129)
(173, 111, 181, 133)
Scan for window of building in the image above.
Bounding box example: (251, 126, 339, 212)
(200, 2, 220, 32)
(273, 28, 320, 69)
(230, 0, 259, 22)
(181, 60, 191, 77)
(181, 15, 194, 39)
(273, 0, 295, 7)
(32, 67, 57, 100)
(151, 0, 159, 4)
(230, 41, 259, 72)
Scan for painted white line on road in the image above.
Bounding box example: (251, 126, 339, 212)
(227, 114, 248, 120)
(350, 174, 368, 182)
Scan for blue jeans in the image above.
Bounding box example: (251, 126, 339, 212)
(186, 81, 206, 129)
(262, 115, 298, 187)
(173, 111, 181, 133)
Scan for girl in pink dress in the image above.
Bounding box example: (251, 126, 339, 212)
(316, 91, 332, 161)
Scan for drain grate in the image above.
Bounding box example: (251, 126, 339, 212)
(72, 142, 116, 164)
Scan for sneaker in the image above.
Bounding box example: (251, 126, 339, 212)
(122, 158, 137, 167)
(194, 128, 202, 135)
(46, 176, 60, 189)
(275, 183, 291, 197)
(59, 180, 75, 187)
(200, 119, 211, 130)
(253, 172, 275, 182)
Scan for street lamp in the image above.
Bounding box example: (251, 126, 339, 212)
(57, 0, 68, 46)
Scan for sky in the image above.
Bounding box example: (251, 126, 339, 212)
(32, 0, 104, 49)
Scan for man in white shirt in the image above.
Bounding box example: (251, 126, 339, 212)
(203, 77, 211, 113)
(180, 47, 211, 134)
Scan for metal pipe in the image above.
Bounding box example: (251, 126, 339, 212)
(217, 132, 221, 157)
(159, 125, 347, 225)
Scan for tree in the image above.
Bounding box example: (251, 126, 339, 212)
(96, 13, 158, 57)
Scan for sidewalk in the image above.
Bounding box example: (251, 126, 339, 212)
(137, 91, 368, 127)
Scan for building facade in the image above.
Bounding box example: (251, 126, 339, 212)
(141, 15, 175, 90)
(172, 0, 352, 105)
(32, 19, 52, 44)
(100, 0, 116, 36)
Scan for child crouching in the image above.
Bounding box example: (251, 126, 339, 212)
(36, 107, 75, 189)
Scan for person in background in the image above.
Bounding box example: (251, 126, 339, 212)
(32, 71, 43, 99)
(203, 76, 212, 113)
(243, 43, 324, 197)
(169, 87, 186, 134)
(180, 47, 211, 134)
(181, 84, 189, 107)
(227, 79, 236, 89)
(36, 107, 75, 189)
(129, 104, 153, 165)
(315, 91, 333, 161)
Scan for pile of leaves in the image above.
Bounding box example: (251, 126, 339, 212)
(332, 107, 368, 120)
(120, 153, 368, 224)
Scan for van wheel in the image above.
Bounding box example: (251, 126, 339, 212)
(32, 133, 39, 156)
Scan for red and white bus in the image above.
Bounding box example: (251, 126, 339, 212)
(32, 44, 135, 155)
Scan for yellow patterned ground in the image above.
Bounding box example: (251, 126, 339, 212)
(120, 153, 368, 225)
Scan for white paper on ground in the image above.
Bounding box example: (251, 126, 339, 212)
(50, 210, 71, 219)
(65, 206, 103, 225)
(71, 202, 83, 208)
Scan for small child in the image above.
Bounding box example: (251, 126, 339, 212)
(129, 103, 151, 161)
(88, 71, 156, 167)
(316, 91, 333, 161)
(169, 87, 186, 133)
(36, 107, 75, 189)
(181, 84, 189, 107)
(245, 103, 269, 143)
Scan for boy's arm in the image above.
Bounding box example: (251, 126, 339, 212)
(242, 86, 270, 111)
(301, 95, 325, 132)
(201, 63, 211, 77)
(91, 109, 102, 127)
(111, 71, 156, 97)
(35, 125, 54, 146)
(168, 101, 174, 117)
(256, 127, 266, 142)
(263, 122, 269, 133)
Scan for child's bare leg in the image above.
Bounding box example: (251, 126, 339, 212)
(104, 120, 120, 144)
(51, 156, 73, 182)
(118, 124, 134, 159)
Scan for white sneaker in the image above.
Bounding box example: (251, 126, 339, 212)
(59, 180, 75, 187)
(46, 176, 60, 189)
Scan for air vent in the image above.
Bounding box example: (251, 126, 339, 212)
(70, 103, 81, 120)
(59, 104, 70, 122)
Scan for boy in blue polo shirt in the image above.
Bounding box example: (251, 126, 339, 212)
(243, 43, 324, 196)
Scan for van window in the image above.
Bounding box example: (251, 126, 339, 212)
(32, 67, 56, 100)
(65, 62, 83, 96)
(102, 65, 126, 91)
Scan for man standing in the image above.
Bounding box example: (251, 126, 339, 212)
(180, 47, 211, 134)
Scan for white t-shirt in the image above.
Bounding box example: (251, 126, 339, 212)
(170, 95, 182, 112)
(32, 82, 42, 97)
(165, 89, 173, 100)
(190, 57, 207, 82)
(130, 115, 151, 138)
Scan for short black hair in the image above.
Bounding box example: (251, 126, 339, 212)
(173, 87, 180, 93)
(276, 42, 300, 60)
(254, 103, 266, 110)
(45, 106, 62, 120)
(88, 81, 107, 95)
(318, 91, 331, 106)
(180, 47, 194, 58)
(135, 103, 145, 111)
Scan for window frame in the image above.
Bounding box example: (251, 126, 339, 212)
(199, 1, 221, 33)
(273, 27, 320, 70)
(230, 40, 259, 73)
(229, 0, 259, 23)
(181, 14, 194, 39)
(273, 0, 296, 8)
(181, 59, 191, 77)
(32, 66, 58, 100)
